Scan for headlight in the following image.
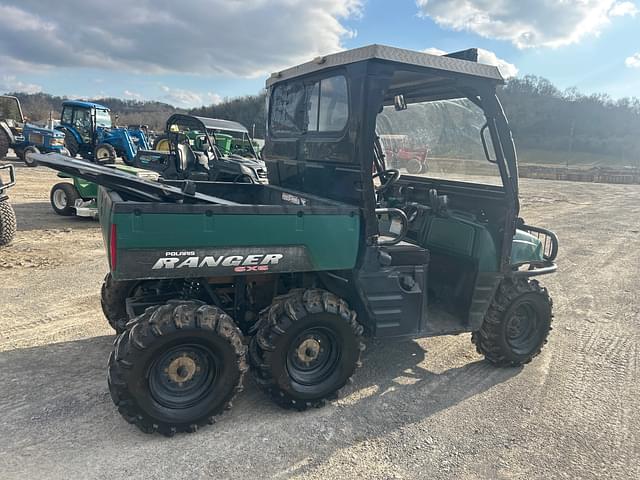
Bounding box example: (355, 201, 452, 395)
(51, 138, 65, 146)
(240, 165, 254, 176)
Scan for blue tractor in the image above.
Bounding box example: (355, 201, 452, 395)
(56, 100, 150, 164)
(0, 95, 69, 167)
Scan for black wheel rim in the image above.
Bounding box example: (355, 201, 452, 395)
(505, 302, 540, 355)
(149, 343, 218, 409)
(286, 327, 341, 386)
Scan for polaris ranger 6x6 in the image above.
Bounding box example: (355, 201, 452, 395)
(35, 45, 558, 437)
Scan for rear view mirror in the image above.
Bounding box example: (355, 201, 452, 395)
(394, 94, 407, 111)
(480, 123, 497, 164)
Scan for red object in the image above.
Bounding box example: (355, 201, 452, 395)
(109, 224, 117, 270)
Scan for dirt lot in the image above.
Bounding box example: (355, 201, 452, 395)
(1, 159, 638, 479)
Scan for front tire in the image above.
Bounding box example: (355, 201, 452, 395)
(50, 182, 79, 216)
(472, 278, 553, 366)
(250, 289, 364, 410)
(108, 301, 247, 436)
(94, 143, 116, 164)
(0, 200, 17, 246)
(21, 145, 40, 167)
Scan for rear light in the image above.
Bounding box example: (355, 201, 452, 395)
(109, 224, 117, 270)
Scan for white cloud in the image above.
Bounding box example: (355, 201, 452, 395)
(160, 85, 202, 108)
(0, 1, 362, 77)
(423, 47, 518, 78)
(0, 75, 42, 94)
(123, 90, 143, 100)
(416, 0, 638, 48)
(625, 52, 640, 68)
(609, 1, 639, 16)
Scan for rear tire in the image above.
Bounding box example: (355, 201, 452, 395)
(472, 278, 553, 366)
(62, 129, 79, 157)
(250, 289, 364, 410)
(50, 182, 79, 216)
(406, 157, 422, 174)
(153, 135, 170, 151)
(108, 301, 247, 436)
(101, 273, 140, 333)
(0, 129, 10, 159)
(0, 200, 17, 246)
(94, 143, 116, 164)
(100, 273, 183, 334)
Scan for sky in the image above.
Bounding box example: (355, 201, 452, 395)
(0, 0, 639, 108)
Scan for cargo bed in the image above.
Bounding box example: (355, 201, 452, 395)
(99, 181, 361, 280)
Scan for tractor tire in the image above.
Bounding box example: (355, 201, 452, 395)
(94, 143, 116, 164)
(472, 278, 553, 367)
(153, 135, 170, 151)
(406, 157, 422, 175)
(50, 182, 79, 216)
(250, 288, 364, 410)
(62, 129, 79, 158)
(21, 145, 40, 167)
(108, 301, 247, 436)
(0, 129, 10, 159)
(0, 200, 17, 246)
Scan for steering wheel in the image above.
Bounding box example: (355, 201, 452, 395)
(372, 168, 401, 194)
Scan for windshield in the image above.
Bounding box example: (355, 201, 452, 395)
(95, 109, 112, 128)
(376, 98, 502, 186)
(209, 129, 257, 159)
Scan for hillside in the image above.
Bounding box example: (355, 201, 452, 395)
(6, 76, 640, 168)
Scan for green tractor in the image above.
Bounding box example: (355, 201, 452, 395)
(50, 166, 159, 218)
(35, 45, 558, 436)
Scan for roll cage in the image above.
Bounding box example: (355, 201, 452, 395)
(264, 44, 520, 238)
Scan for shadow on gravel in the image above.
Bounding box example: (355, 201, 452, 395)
(12, 201, 99, 231)
(0, 335, 521, 477)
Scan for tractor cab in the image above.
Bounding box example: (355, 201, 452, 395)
(0, 95, 67, 165)
(265, 44, 558, 339)
(58, 100, 149, 164)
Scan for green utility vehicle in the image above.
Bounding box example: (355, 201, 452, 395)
(35, 45, 558, 437)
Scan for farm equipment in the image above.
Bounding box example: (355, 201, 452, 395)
(0, 95, 68, 166)
(50, 166, 159, 218)
(135, 114, 267, 183)
(57, 100, 150, 164)
(0, 164, 17, 245)
(379, 134, 429, 174)
(34, 44, 558, 436)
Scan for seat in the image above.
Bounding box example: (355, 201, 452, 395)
(176, 144, 196, 172)
(379, 241, 429, 266)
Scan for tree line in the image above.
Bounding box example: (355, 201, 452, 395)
(6, 76, 640, 167)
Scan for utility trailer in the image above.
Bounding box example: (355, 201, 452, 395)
(34, 44, 558, 437)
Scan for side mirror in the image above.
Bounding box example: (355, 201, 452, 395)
(394, 94, 407, 111)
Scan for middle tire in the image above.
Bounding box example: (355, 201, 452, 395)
(250, 289, 364, 410)
(108, 301, 247, 436)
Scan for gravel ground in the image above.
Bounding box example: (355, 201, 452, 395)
(0, 159, 638, 479)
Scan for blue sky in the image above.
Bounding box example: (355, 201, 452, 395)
(1, 0, 638, 107)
